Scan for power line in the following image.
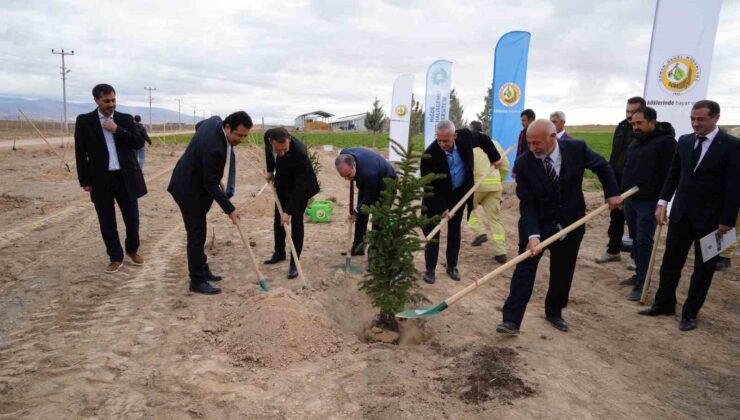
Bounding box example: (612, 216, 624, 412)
(51, 49, 74, 133)
(144, 86, 156, 130)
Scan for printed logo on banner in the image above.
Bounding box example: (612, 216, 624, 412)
(431, 68, 448, 85)
(498, 82, 521, 107)
(394, 104, 408, 118)
(658, 55, 701, 94)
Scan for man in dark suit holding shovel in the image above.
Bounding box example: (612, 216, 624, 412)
(497, 119, 621, 334)
(168, 111, 253, 295)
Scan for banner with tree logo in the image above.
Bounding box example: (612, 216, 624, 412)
(424, 60, 452, 147)
(389, 74, 414, 161)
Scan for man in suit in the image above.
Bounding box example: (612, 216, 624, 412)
(596, 96, 645, 265)
(133, 115, 152, 170)
(496, 119, 621, 334)
(74, 84, 147, 274)
(640, 100, 740, 331)
(515, 109, 536, 159)
(262, 127, 320, 279)
(549, 111, 574, 141)
(335, 147, 396, 256)
(421, 120, 502, 283)
(168, 111, 253, 294)
(620, 107, 676, 301)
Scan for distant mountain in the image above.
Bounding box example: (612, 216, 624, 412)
(0, 96, 202, 124)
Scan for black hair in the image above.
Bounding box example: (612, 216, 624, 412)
(223, 111, 253, 130)
(627, 96, 646, 107)
(521, 109, 535, 120)
(134, 115, 142, 122)
(469, 120, 483, 132)
(633, 106, 657, 122)
(269, 127, 290, 143)
(92, 84, 116, 99)
(692, 100, 720, 117)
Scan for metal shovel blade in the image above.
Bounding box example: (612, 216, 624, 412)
(395, 302, 449, 319)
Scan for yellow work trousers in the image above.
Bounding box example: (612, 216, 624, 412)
(467, 190, 506, 255)
(719, 212, 740, 258)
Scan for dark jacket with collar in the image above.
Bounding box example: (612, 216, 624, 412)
(621, 121, 676, 200)
(659, 129, 740, 231)
(263, 131, 320, 216)
(559, 131, 574, 141)
(513, 139, 619, 243)
(609, 119, 632, 175)
(339, 147, 396, 211)
(421, 128, 501, 217)
(74, 109, 147, 203)
(167, 116, 235, 214)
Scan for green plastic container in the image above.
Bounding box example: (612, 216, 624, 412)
(305, 200, 334, 222)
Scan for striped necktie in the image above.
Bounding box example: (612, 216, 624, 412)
(544, 155, 558, 184)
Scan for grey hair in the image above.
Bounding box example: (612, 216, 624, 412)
(529, 119, 557, 135)
(435, 120, 456, 133)
(335, 154, 356, 168)
(549, 111, 566, 122)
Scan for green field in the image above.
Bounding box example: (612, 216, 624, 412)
(155, 129, 614, 184)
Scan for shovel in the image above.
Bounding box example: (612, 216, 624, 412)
(397, 186, 639, 319)
(268, 182, 310, 290)
(640, 206, 666, 304)
(337, 181, 362, 276)
(234, 220, 269, 292)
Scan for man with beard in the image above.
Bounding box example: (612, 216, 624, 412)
(620, 107, 676, 301)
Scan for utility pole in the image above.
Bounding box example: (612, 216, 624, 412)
(144, 86, 156, 131)
(51, 49, 74, 133)
(176, 99, 182, 128)
(192, 106, 196, 125)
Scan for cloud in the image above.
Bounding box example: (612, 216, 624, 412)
(0, 0, 738, 126)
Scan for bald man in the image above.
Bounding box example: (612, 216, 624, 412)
(497, 119, 621, 334)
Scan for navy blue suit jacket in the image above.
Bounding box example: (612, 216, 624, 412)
(74, 109, 147, 203)
(659, 130, 740, 232)
(514, 139, 619, 244)
(340, 147, 396, 211)
(167, 116, 235, 214)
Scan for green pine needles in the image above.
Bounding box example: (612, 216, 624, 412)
(358, 140, 443, 331)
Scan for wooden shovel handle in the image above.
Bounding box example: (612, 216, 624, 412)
(640, 206, 666, 304)
(268, 182, 308, 287)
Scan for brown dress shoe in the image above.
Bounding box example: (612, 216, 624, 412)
(127, 253, 144, 266)
(105, 261, 123, 273)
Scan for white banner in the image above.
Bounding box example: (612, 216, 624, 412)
(643, 0, 722, 137)
(424, 60, 452, 148)
(388, 74, 414, 162)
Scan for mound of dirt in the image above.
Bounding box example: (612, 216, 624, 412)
(442, 345, 536, 404)
(207, 288, 347, 367)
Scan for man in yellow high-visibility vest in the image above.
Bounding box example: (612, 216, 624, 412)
(468, 121, 510, 263)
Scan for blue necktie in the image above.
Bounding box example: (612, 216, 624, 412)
(226, 146, 236, 198)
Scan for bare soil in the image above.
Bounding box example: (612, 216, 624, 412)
(0, 144, 737, 419)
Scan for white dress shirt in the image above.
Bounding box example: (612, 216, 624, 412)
(556, 130, 565, 140)
(657, 126, 719, 207)
(98, 110, 120, 171)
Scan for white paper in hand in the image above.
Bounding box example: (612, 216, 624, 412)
(699, 228, 737, 263)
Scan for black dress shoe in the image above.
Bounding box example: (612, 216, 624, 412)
(264, 253, 286, 264)
(287, 265, 298, 279)
(496, 321, 520, 335)
(638, 306, 675, 316)
(679, 318, 697, 331)
(627, 287, 642, 301)
(546, 316, 569, 332)
(205, 267, 222, 282)
(493, 255, 508, 264)
(446, 267, 461, 281)
(471, 234, 488, 246)
(422, 271, 436, 284)
(189, 281, 221, 295)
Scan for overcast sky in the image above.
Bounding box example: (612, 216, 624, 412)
(2, 0, 739, 126)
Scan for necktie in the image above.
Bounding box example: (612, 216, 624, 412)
(692, 135, 708, 169)
(544, 155, 558, 184)
(226, 146, 236, 198)
(349, 181, 355, 216)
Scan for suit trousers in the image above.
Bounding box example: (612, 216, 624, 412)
(606, 174, 635, 254)
(502, 226, 585, 326)
(423, 188, 466, 272)
(653, 217, 718, 320)
(93, 170, 140, 262)
(176, 198, 213, 284)
(273, 191, 307, 265)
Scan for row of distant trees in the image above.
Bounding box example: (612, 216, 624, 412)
(364, 87, 493, 134)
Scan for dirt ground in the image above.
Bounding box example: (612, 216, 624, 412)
(0, 143, 737, 419)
